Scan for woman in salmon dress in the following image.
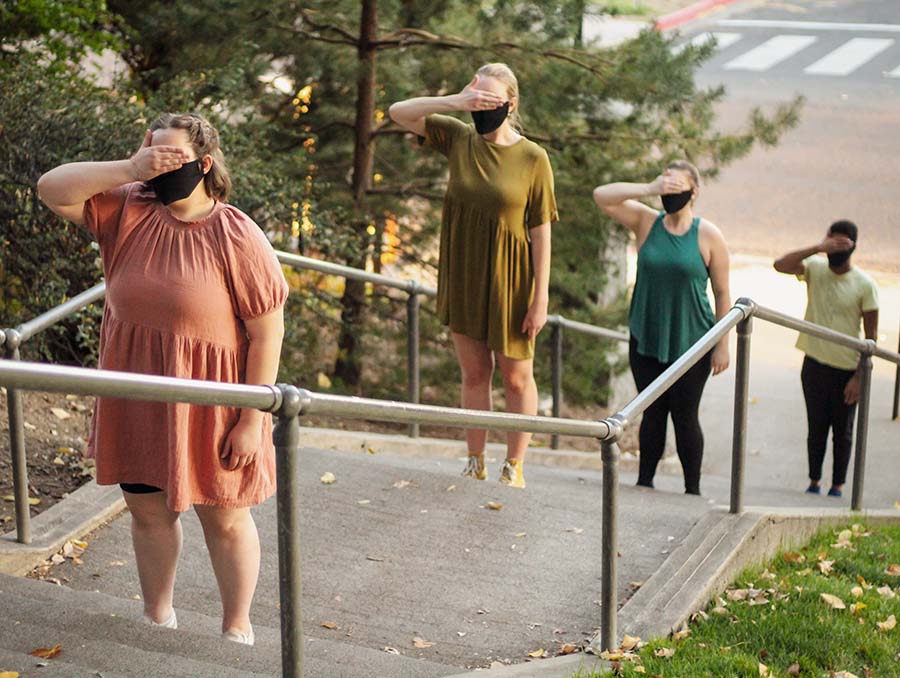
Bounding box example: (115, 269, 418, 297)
(38, 113, 288, 645)
(390, 63, 558, 488)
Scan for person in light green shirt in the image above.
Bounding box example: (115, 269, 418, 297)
(774, 221, 879, 499)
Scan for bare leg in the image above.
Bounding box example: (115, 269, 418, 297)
(124, 491, 182, 623)
(194, 505, 260, 635)
(451, 332, 495, 454)
(496, 353, 537, 462)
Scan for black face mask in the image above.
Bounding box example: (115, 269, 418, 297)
(661, 189, 693, 214)
(827, 246, 855, 268)
(472, 101, 510, 135)
(149, 159, 205, 205)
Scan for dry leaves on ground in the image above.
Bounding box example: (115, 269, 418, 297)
(29, 645, 61, 659)
(885, 564, 900, 577)
(558, 643, 579, 655)
(876, 614, 897, 632)
(321, 622, 338, 630)
(392, 479, 411, 489)
(654, 647, 675, 658)
(485, 501, 503, 511)
(527, 648, 548, 658)
(0, 672, 19, 678)
(620, 634, 642, 651)
(818, 560, 835, 576)
(876, 585, 896, 599)
(821, 593, 846, 610)
(412, 637, 434, 648)
(850, 586, 864, 598)
(319, 472, 336, 484)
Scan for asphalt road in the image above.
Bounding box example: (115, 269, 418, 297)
(680, 0, 900, 273)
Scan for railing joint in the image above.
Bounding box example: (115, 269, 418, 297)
(734, 297, 757, 320)
(3, 329, 22, 352)
(862, 339, 877, 357)
(274, 384, 308, 419)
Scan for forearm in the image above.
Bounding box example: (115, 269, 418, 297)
(592, 182, 653, 206)
(389, 95, 462, 126)
(774, 244, 820, 273)
(37, 160, 136, 207)
(239, 334, 284, 426)
(529, 224, 551, 302)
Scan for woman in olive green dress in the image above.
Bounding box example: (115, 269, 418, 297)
(389, 63, 558, 488)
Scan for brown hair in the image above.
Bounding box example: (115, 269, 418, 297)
(476, 63, 523, 133)
(149, 113, 232, 201)
(666, 160, 701, 190)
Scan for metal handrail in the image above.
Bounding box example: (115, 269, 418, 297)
(15, 283, 106, 343)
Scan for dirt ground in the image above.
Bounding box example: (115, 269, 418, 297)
(0, 390, 95, 530)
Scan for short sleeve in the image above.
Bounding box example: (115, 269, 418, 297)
(861, 277, 879, 312)
(219, 211, 289, 320)
(83, 183, 133, 252)
(797, 256, 820, 283)
(526, 148, 559, 229)
(423, 114, 469, 156)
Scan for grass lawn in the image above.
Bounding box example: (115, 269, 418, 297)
(582, 522, 900, 678)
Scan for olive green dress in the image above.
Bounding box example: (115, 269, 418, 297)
(425, 114, 558, 360)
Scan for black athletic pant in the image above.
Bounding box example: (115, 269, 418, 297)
(629, 337, 712, 495)
(800, 356, 856, 486)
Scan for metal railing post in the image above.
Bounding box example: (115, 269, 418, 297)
(730, 306, 754, 514)
(550, 320, 563, 450)
(406, 286, 421, 438)
(4, 330, 31, 544)
(273, 385, 305, 678)
(851, 349, 874, 511)
(600, 417, 623, 652)
(893, 319, 899, 421)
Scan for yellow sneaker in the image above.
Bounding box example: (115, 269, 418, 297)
(499, 459, 526, 488)
(462, 454, 487, 480)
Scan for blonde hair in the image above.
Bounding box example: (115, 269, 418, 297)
(150, 113, 232, 201)
(666, 160, 701, 190)
(475, 63, 523, 133)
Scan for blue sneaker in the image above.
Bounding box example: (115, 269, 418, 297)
(805, 484, 821, 495)
(827, 487, 843, 498)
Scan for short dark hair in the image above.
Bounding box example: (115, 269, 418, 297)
(829, 220, 858, 242)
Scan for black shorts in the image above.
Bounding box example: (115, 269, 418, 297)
(120, 483, 163, 494)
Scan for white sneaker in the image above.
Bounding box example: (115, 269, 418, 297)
(223, 627, 255, 646)
(143, 609, 177, 629)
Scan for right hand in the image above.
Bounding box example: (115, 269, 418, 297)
(819, 234, 854, 254)
(129, 130, 190, 181)
(649, 170, 692, 196)
(455, 75, 506, 112)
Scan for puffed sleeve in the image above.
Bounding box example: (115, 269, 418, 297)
(526, 148, 559, 229)
(82, 183, 134, 254)
(219, 210, 289, 320)
(424, 114, 470, 157)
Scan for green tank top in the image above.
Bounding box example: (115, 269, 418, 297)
(629, 213, 717, 363)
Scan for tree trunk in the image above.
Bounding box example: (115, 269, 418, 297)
(333, 0, 378, 390)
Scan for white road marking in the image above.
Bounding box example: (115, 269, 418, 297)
(673, 31, 742, 54)
(723, 35, 817, 72)
(719, 20, 900, 33)
(804, 38, 894, 76)
(887, 64, 900, 78)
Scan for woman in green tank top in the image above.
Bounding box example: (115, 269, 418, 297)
(593, 161, 731, 495)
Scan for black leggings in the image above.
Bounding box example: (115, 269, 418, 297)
(800, 356, 856, 486)
(629, 337, 712, 494)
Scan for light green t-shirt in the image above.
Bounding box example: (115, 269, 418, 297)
(796, 256, 879, 370)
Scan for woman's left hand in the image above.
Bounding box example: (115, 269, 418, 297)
(711, 342, 730, 375)
(522, 297, 548, 341)
(221, 418, 261, 471)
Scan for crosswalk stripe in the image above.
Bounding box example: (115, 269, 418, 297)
(804, 38, 894, 76)
(690, 31, 743, 50)
(723, 35, 818, 72)
(888, 64, 900, 78)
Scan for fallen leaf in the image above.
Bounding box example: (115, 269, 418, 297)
(319, 472, 336, 485)
(877, 585, 896, 599)
(634, 667, 646, 674)
(413, 637, 434, 648)
(485, 501, 503, 511)
(885, 564, 900, 577)
(629, 581, 645, 589)
(620, 634, 641, 651)
(446, 485, 456, 492)
(366, 555, 385, 562)
(672, 629, 691, 641)
(877, 614, 897, 632)
(759, 662, 770, 677)
(383, 646, 400, 655)
(787, 663, 801, 676)
(29, 645, 62, 659)
(27, 497, 41, 506)
(727, 589, 750, 601)
(393, 480, 411, 489)
(50, 407, 71, 420)
(52, 456, 65, 465)
(50, 554, 65, 565)
(23, 422, 36, 430)
(783, 552, 806, 564)
(711, 606, 728, 615)
(321, 622, 338, 630)
(851, 586, 864, 598)
(527, 648, 547, 658)
(818, 560, 835, 576)
(654, 647, 675, 658)
(558, 643, 578, 655)
(0, 672, 19, 678)
(832, 672, 860, 678)
(850, 602, 867, 615)
(821, 593, 846, 610)
(366, 447, 376, 455)
(316, 372, 332, 389)
(356, 499, 370, 505)
(759, 569, 776, 581)
(797, 567, 812, 576)
(514, 532, 527, 538)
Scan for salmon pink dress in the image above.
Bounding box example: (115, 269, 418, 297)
(84, 182, 288, 512)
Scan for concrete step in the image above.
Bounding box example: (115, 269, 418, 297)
(0, 573, 457, 677)
(0, 646, 130, 677)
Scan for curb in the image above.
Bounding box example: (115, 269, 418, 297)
(655, 0, 745, 32)
(0, 480, 125, 575)
(297, 425, 682, 475)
